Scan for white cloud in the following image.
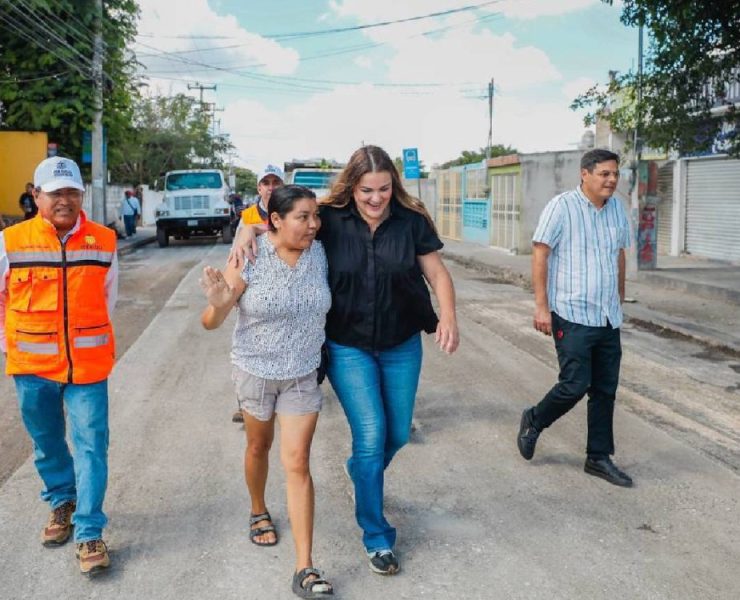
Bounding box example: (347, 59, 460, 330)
(330, 0, 598, 23)
(136, 1, 598, 175)
(353, 56, 373, 69)
(136, 0, 299, 94)
(562, 77, 597, 102)
(222, 82, 588, 172)
(496, 0, 598, 19)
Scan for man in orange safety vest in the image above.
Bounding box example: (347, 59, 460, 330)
(0, 156, 118, 575)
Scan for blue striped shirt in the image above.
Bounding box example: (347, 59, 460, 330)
(532, 186, 631, 328)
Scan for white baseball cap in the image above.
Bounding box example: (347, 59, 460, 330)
(34, 157, 85, 193)
(257, 164, 284, 185)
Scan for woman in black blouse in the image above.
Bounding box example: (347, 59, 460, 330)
(234, 145, 459, 576)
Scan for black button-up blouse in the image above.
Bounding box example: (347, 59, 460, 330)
(317, 199, 443, 351)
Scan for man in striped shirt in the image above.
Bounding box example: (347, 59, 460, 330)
(517, 149, 633, 487)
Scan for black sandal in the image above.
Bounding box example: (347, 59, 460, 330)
(249, 512, 278, 546)
(292, 567, 333, 598)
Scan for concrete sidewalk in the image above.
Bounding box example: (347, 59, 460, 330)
(116, 225, 156, 257)
(441, 238, 740, 355)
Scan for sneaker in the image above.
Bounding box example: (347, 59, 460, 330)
(517, 408, 540, 460)
(76, 539, 111, 575)
(232, 409, 244, 423)
(41, 500, 75, 546)
(368, 549, 399, 575)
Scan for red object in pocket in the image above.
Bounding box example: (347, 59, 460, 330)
(556, 329, 564, 340)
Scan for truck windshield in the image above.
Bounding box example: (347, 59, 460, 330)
(166, 172, 223, 191)
(292, 171, 338, 190)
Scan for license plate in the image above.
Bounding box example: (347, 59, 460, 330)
(187, 220, 198, 226)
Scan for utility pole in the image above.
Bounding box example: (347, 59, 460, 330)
(188, 82, 217, 110)
(630, 23, 644, 274)
(486, 77, 494, 160)
(91, 0, 105, 224)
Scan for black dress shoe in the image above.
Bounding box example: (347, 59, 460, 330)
(584, 457, 633, 487)
(517, 408, 540, 460)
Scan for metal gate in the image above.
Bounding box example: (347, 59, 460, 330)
(433, 169, 462, 240)
(461, 163, 490, 245)
(490, 172, 520, 252)
(656, 162, 674, 255)
(686, 157, 740, 261)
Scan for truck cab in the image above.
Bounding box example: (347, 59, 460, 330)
(154, 169, 231, 247)
(283, 160, 344, 199)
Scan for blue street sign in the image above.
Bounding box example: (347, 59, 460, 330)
(403, 147, 420, 179)
(82, 130, 108, 164)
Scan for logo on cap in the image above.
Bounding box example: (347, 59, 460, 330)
(53, 160, 74, 179)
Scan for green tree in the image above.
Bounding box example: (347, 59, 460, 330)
(437, 145, 517, 169)
(109, 93, 234, 187)
(0, 0, 139, 165)
(233, 167, 257, 197)
(572, 1, 740, 157)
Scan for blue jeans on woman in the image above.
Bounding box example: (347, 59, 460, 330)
(14, 375, 110, 543)
(326, 333, 422, 553)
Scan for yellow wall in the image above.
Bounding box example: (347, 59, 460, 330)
(0, 131, 48, 216)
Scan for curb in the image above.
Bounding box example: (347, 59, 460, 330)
(442, 250, 740, 358)
(118, 235, 156, 257)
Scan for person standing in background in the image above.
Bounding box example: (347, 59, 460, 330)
(120, 190, 140, 237)
(18, 182, 38, 220)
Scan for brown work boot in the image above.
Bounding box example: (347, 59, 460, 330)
(41, 500, 76, 546)
(76, 539, 111, 575)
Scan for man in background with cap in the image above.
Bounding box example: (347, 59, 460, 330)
(239, 164, 284, 229)
(0, 156, 118, 575)
(230, 164, 284, 424)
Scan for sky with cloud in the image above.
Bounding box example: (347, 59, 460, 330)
(135, 0, 636, 171)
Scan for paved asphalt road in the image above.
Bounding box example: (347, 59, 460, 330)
(0, 243, 738, 599)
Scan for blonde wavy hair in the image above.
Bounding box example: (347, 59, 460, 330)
(322, 145, 436, 230)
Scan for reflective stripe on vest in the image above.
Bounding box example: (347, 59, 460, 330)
(17, 341, 58, 355)
(6, 249, 114, 268)
(3, 213, 117, 384)
(73, 333, 110, 348)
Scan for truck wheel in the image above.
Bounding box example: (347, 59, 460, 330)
(156, 227, 169, 248)
(221, 223, 233, 244)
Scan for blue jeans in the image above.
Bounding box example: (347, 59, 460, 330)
(123, 214, 136, 236)
(326, 333, 422, 552)
(14, 375, 109, 542)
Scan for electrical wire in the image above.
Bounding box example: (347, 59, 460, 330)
(0, 12, 90, 77)
(8, 1, 95, 69)
(0, 71, 71, 83)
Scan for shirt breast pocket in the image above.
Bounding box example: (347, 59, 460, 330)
(605, 226, 626, 254)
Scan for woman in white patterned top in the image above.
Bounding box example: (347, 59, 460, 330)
(200, 185, 333, 598)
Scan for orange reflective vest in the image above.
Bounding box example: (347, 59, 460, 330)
(240, 203, 268, 226)
(3, 212, 117, 384)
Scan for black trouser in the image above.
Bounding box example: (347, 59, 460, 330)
(531, 312, 622, 459)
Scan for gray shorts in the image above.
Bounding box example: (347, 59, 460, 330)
(231, 366, 323, 421)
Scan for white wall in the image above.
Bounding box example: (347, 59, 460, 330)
(82, 184, 161, 226)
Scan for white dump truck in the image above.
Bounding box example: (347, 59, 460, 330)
(154, 169, 231, 247)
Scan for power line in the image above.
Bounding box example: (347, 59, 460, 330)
(4, 1, 94, 76)
(136, 10, 502, 89)
(263, 0, 502, 40)
(0, 13, 90, 78)
(9, 1, 94, 67)
(0, 71, 71, 84)
(14, 0, 98, 47)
